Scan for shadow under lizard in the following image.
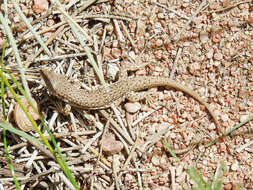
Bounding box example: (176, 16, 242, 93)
(40, 69, 221, 134)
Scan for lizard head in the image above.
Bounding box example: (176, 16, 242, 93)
(40, 69, 67, 94)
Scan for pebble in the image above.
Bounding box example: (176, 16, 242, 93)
(155, 39, 163, 47)
(212, 33, 222, 43)
(206, 49, 214, 59)
(106, 63, 120, 81)
(221, 113, 229, 122)
(231, 161, 239, 171)
(199, 31, 209, 43)
(176, 165, 183, 176)
(151, 155, 160, 166)
(32, 0, 49, 14)
(157, 13, 165, 19)
(124, 102, 141, 113)
(101, 136, 124, 155)
(182, 0, 190, 8)
(188, 62, 201, 75)
(111, 48, 121, 58)
(213, 52, 223, 61)
(112, 40, 119, 48)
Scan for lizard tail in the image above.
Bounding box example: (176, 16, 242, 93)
(132, 76, 221, 134)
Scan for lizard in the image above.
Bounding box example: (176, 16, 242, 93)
(40, 69, 221, 134)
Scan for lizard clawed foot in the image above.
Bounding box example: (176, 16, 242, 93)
(145, 95, 156, 107)
(50, 99, 71, 116)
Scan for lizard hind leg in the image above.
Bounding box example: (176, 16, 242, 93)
(125, 91, 157, 107)
(49, 98, 72, 116)
(119, 62, 151, 79)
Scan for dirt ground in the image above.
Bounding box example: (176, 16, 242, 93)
(0, 0, 253, 189)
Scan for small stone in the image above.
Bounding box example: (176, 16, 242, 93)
(32, 0, 49, 14)
(214, 52, 223, 61)
(157, 13, 165, 19)
(106, 63, 120, 81)
(206, 49, 214, 59)
(155, 39, 163, 47)
(153, 66, 164, 72)
(248, 13, 253, 25)
(176, 165, 183, 176)
(101, 135, 123, 155)
(238, 103, 246, 111)
(199, 31, 209, 43)
(154, 141, 163, 148)
(160, 155, 169, 170)
(194, 15, 207, 25)
(224, 184, 232, 190)
(223, 0, 230, 7)
(208, 123, 217, 131)
(221, 113, 229, 122)
(47, 18, 55, 27)
(170, 132, 176, 139)
(13, 15, 21, 23)
(238, 87, 248, 98)
(231, 162, 239, 171)
(111, 48, 121, 58)
(124, 102, 141, 113)
(182, 0, 190, 8)
(218, 143, 227, 152)
(228, 19, 241, 27)
(213, 61, 221, 66)
(171, 50, 177, 56)
(125, 173, 134, 183)
(188, 62, 201, 75)
(183, 42, 191, 47)
(151, 155, 160, 166)
(212, 33, 222, 43)
(148, 124, 156, 134)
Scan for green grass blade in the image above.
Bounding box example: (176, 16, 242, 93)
(205, 115, 253, 147)
(161, 138, 180, 162)
(0, 122, 43, 145)
(0, 70, 79, 189)
(1, 38, 21, 189)
(224, 115, 253, 136)
(187, 166, 212, 190)
(0, 11, 31, 96)
(212, 162, 226, 190)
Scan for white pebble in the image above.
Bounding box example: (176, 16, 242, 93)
(124, 102, 141, 113)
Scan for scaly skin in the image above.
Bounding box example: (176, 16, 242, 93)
(40, 69, 220, 133)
